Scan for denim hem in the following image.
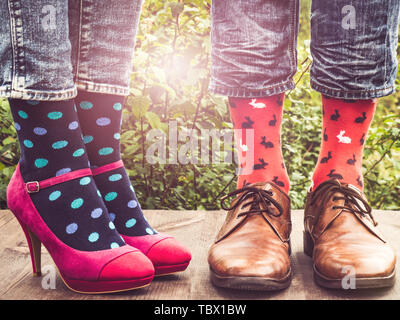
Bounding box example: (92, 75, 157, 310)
(208, 80, 295, 98)
(75, 80, 130, 96)
(310, 79, 395, 99)
(0, 85, 77, 101)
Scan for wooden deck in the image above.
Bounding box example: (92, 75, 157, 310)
(0, 208, 399, 300)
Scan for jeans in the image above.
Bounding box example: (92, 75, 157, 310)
(210, 0, 400, 99)
(1, 1, 399, 101)
(0, 0, 143, 100)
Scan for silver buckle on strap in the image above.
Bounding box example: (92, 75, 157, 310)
(26, 181, 40, 193)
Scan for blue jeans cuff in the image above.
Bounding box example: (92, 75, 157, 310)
(75, 80, 130, 96)
(0, 86, 77, 101)
(310, 78, 395, 100)
(208, 79, 295, 98)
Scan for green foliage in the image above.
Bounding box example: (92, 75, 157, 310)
(0, 98, 18, 208)
(0, 0, 399, 210)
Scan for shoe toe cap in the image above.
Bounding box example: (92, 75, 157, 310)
(209, 243, 290, 280)
(314, 242, 396, 279)
(147, 237, 192, 267)
(99, 251, 155, 281)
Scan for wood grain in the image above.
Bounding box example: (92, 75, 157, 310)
(0, 209, 399, 300)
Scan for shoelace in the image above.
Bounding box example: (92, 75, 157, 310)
(220, 186, 283, 218)
(309, 179, 377, 226)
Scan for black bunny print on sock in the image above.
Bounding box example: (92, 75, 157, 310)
(355, 112, 367, 123)
(253, 158, 268, 170)
(347, 154, 356, 165)
(269, 115, 277, 126)
(261, 136, 274, 148)
(242, 116, 254, 128)
(320, 151, 332, 164)
(323, 128, 328, 141)
(360, 133, 365, 145)
(272, 176, 285, 187)
(327, 169, 343, 180)
(330, 109, 340, 121)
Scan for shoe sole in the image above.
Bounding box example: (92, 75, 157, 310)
(312, 265, 396, 289)
(60, 273, 154, 294)
(154, 262, 190, 277)
(209, 268, 292, 291)
(303, 231, 396, 289)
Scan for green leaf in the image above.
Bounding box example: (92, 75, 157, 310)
(127, 96, 150, 120)
(145, 111, 162, 129)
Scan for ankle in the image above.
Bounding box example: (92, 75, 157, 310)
(238, 170, 290, 193)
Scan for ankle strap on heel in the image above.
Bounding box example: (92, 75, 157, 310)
(26, 168, 92, 193)
(91, 160, 124, 176)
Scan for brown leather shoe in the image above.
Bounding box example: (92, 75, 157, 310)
(304, 179, 396, 289)
(208, 182, 292, 291)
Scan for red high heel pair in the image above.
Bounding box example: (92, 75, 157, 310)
(7, 164, 191, 294)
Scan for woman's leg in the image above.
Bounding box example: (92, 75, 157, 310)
(68, 0, 191, 275)
(8, 98, 126, 251)
(0, 0, 75, 100)
(68, 0, 143, 96)
(5, 1, 123, 251)
(2, 0, 154, 293)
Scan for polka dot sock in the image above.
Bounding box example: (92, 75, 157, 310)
(228, 94, 290, 193)
(75, 91, 156, 237)
(311, 95, 377, 190)
(8, 99, 125, 251)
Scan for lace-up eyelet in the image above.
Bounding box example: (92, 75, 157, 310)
(310, 180, 374, 227)
(220, 186, 283, 218)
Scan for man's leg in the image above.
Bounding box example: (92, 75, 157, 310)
(210, 0, 298, 192)
(310, 0, 400, 190)
(304, 0, 399, 289)
(208, 0, 299, 291)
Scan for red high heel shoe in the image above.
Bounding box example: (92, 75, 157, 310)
(7, 164, 155, 294)
(92, 161, 192, 276)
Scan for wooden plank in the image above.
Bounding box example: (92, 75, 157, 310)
(0, 209, 399, 300)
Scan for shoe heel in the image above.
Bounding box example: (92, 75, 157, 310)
(17, 219, 42, 276)
(303, 231, 314, 257)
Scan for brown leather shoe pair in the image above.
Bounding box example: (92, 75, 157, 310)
(208, 180, 396, 291)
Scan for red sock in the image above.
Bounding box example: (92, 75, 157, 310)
(312, 95, 377, 190)
(229, 94, 290, 193)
